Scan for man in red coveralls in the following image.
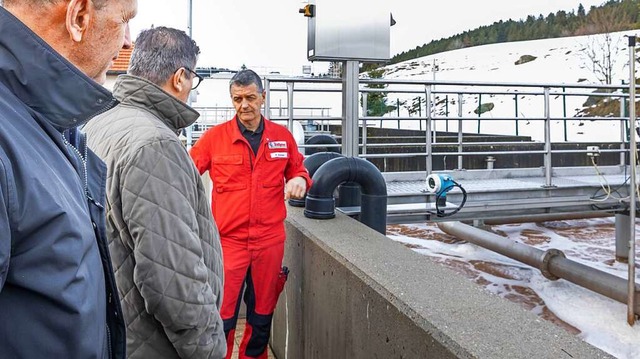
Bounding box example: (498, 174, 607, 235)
(190, 69, 312, 359)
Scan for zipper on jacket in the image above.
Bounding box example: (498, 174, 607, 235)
(61, 134, 90, 201)
(106, 322, 112, 359)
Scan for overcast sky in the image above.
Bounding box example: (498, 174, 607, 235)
(130, 0, 607, 74)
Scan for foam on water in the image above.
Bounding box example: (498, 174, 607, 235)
(388, 218, 640, 358)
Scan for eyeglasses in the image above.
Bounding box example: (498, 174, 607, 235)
(181, 67, 204, 90)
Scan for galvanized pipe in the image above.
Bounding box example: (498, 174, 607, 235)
(438, 221, 640, 315)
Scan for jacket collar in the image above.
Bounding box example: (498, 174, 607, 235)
(230, 115, 273, 142)
(0, 7, 116, 131)
(112, 74, 200, 133)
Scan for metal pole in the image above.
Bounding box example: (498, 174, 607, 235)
(362, 93, 368, 155)
(627, 35, 637, 326)
(621, 86, 627, 167)
(342, 61, 359, 157)
(397, 98, 401, 129)
(543, 87, 553, 187)
(514, 92, 519, 136)
(286, 82, 294, 131)
(185, 0, 194, 148)
(264, 78, 271, 118)
(477, 94, 482, 133)
(425, 86, 433, 175)
(445, 95, 449, 132)
(563, 87, 568, 142)
(457, 93, 463, 170)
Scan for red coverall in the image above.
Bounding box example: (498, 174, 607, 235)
(190, 116, 311, 358)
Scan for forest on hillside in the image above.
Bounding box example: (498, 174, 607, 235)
(390, 0, 640, 65)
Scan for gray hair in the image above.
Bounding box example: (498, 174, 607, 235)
(128, 26, 200, 87)
(3, 0, 107, 9)
(229, 69, 264, 93)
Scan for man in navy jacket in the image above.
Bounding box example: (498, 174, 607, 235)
(0, 0, 137, 357)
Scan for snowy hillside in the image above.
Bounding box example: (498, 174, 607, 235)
(377, 29, 639, 142)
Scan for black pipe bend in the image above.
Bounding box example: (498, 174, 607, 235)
(288, 152, 344, 207)
(307, 157, 386, 198)
(304, 157, 387, 234)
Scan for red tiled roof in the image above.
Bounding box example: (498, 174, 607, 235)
(107, 44, 134, 74)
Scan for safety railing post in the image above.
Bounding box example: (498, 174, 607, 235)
(264, 78, 271, 118)
(286, 81, 294, 131)
(543, 87, 553, 187)
(362, 92, 368, 155)
(626, 35, 637, 326)
(425, 85, 433, 175)
(457, 93, 463, 170)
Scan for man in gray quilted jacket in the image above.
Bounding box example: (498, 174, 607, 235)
(84, 27, 226, 359)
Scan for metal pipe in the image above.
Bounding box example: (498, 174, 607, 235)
(627, 34, 637, 325)
(438, 221, 640, 315)
(342, 61, 360, 157)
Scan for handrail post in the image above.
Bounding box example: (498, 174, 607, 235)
(264, 78, 271, 119)
(626, 35, 637, 326)
(457, 93, 463, 170)
(562, 86, 568, 142)
(514, 90, 519, 136)
(543, 87, 554, 187)
(621, 91, 627, 167)
(425, 85, 433, 175)
(362, 92, 368, 155)
(286, 81, 294, 131)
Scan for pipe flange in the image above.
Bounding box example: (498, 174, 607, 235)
(541, 248, 566, 281)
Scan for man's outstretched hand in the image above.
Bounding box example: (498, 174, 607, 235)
(285, 177, 307, 200)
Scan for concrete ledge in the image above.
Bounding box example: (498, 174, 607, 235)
(271, 206, 612, 358)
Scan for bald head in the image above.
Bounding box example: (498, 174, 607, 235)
(4, 0, 136, 84)
(4, 0, 107, 9)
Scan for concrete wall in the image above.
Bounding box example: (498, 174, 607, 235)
(271, 206, 613, 359)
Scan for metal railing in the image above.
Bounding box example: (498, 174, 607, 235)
(258, 76, 636, 187)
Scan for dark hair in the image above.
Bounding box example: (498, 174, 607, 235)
(128, 26, 200, 87)
(229, 69, 264, 93)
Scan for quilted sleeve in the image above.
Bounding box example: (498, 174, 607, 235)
(190, 128, 213, 175)
(120, 140, 224, 358)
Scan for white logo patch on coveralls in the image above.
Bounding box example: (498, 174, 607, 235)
(268, 141, 287, 149)
(270, 152, 288, 159)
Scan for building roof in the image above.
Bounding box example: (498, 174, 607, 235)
(107, 44, 134, 75)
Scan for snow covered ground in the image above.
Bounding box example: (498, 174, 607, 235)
(379, 29, 639, 143)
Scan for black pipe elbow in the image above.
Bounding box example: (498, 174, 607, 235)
(304, 157, 387, 234)
(289, 152, 344, 207)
